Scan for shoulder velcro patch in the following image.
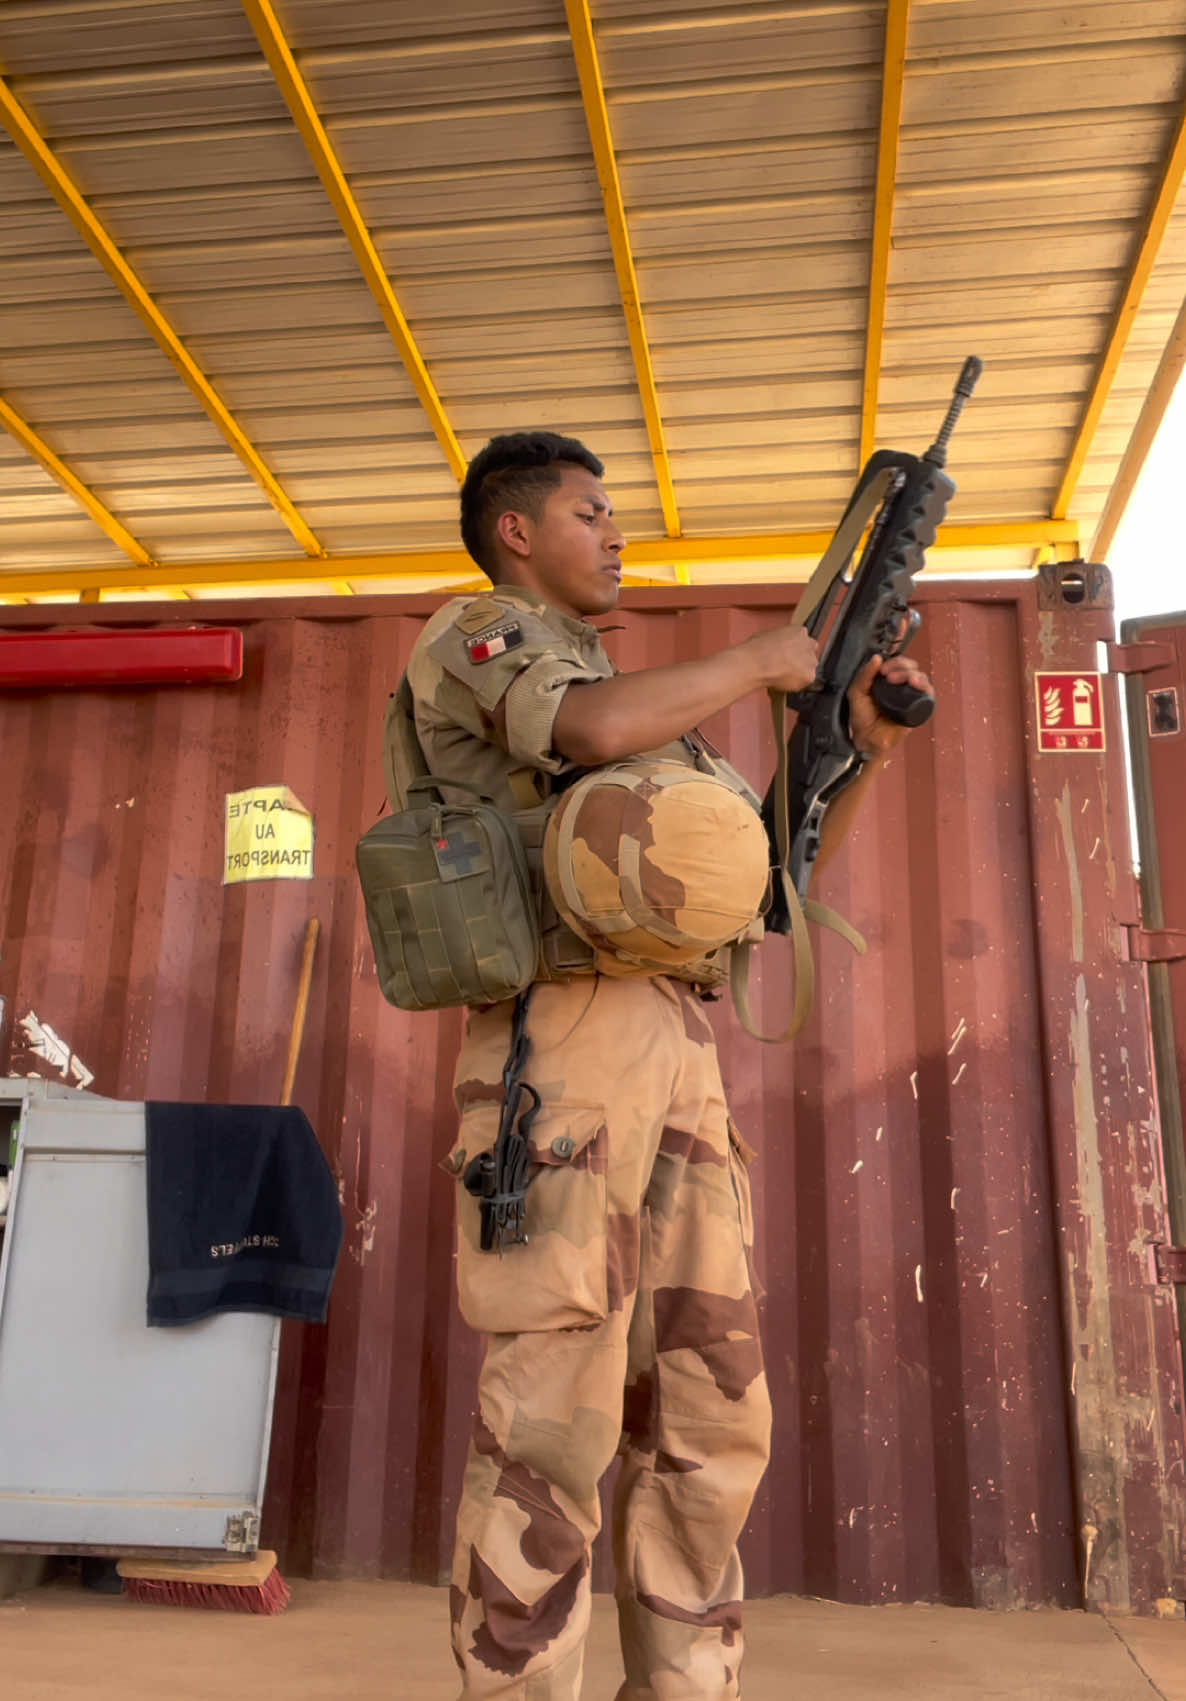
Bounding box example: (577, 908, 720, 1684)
(454, 598, 507, 636)
(465, 620, 523, 664)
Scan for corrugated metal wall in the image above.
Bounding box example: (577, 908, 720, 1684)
(0, 578, 1182, 1609)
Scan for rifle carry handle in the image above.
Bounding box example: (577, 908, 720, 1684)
(870, 671, 935, 728)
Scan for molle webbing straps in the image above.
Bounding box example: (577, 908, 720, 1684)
(382, 675, 430, 813)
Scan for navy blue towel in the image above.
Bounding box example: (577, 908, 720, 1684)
(145, 1103, 343, 1326)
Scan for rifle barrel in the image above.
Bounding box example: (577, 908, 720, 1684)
(925, 354, 983, 467)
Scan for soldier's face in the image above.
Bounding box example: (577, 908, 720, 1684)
(511, 467, 626, 618)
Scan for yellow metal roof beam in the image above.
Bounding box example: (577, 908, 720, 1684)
(1092, 288, 1186, 560)
(240, 0, 466, 483)
(0, 520, 1081, 600)
(0, 70, 323, 559)
(0, 395, 155, 569)
(860, 0, 909, 469)
(1053, 95, 1186, 519)
(565, 0, 681, 539)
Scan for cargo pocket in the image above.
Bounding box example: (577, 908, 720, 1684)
(726, 1117, 764, 1302)
(444, 1101, 609, 1334)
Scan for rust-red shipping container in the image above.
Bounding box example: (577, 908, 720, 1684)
(1123, 609, 1186, 1442)
(0, 569, 1182, 1613)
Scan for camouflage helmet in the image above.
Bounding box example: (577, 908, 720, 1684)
(542, 760, 769, 974)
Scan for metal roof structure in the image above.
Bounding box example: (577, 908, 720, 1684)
(1, 0, 1185, 603)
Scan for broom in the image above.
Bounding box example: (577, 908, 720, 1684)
(117, 1550, 291, 1614)
(118, 918, 320, 1614)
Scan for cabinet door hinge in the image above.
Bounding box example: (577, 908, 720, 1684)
(224, 1512, 261, 1554)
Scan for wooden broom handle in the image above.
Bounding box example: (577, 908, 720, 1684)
(280, 917, 320, 1106)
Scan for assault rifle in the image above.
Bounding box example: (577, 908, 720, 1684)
(761, 357, 982, 934)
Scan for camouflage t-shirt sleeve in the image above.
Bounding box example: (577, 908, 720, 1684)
(422, 598, 604, 774)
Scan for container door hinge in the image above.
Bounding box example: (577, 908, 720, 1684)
(1106, 640, 1176, 674)
(224, 1512, 261, 1554)
(1126, 925, 1186, 963)
(1153, 1244, 1186, 1285)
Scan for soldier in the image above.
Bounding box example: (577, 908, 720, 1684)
(402, 432, 932, 1699)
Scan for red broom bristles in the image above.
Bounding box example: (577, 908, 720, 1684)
(121, 1568, 291, 1615)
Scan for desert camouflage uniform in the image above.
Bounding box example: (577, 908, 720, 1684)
(406, 587, 772, 1698)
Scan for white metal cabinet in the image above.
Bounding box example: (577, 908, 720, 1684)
(0, 1080, 280, 1556)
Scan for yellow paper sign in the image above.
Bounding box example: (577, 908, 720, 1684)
(224, 785, 314, 884)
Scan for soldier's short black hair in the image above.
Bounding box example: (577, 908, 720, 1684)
(460, 431, 604, 572)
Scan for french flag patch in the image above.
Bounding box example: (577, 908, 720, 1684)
(465, 622, 523, 664)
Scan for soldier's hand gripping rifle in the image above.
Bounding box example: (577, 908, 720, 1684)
(761, 356, 983, 937)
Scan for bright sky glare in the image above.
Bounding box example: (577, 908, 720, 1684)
(1107, 371, 1186, 632)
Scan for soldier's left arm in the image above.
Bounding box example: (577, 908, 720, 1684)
(814, 652, 934, 869)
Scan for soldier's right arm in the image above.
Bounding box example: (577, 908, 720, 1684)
(552, 622, 821, 766)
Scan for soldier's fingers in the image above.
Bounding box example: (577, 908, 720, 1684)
(850, 654, 882, 694)
(880, 657, 934, 695)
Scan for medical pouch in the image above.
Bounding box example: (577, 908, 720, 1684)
(356, 778, 540, 1011)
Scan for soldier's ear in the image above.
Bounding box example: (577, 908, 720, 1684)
(496, 509, 532, 559)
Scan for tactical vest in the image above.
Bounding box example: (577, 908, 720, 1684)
(356, 678, 750, 1012)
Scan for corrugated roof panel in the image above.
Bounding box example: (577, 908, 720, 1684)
(895, 173, 1153, 239)
(911, 0, 1186, 53)
(620, 141, 875, 208)
(281, 0, 563, 42)
(0, 80, 329, 567)
(90, 182, 348, 248)
(900, 110, 1177, 184)
(0, 443, 128, 563)
(903, 41, 1184, 125)
(0, 11, 466, 563)
(610, 69, 882, 151)
(8, 58, 282, 138)
(0, 0, 252, 74)
(56, 123, 317, 198)
(0, 0, 1184, 593)
(630, 197, 876, 259)
(599, 6, 886, 81)
(329, 100, 592, 176)
(274, 23, 645, 482)
(375, 214, 615, 275)
(886, 4, 1186, 536)
(297, 36, 577, 112)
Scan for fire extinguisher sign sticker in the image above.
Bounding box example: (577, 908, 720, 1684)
(1034, 672, 1106, 753)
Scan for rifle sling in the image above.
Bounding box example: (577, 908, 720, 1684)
(731, 478, 891, 1043)
(732, 692, 866, 1045)
(790, 465, 898, 634)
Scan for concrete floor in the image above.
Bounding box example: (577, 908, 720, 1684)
(2, 1576, 1184, 1700)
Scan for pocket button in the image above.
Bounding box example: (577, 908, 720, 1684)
(551, 1135, 575, 1159)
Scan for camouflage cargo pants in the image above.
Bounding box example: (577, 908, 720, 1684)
(444, 975, 772, 1699)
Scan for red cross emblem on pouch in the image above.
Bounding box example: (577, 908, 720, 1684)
(1034, 672, 1105, 753)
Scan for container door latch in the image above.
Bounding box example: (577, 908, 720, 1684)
(1125, 926, 1186, 963)
(1106, 640, 1176, 674)
(1153, 1245, 1186, 1285)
